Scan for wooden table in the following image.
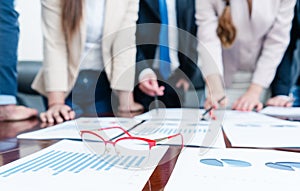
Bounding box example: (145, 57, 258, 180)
(1, 117, 299, 190)
(0, 118, 57, 166)
(0, 117, 180, 190)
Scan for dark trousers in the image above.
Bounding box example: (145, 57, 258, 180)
(44, 71, 116, 117)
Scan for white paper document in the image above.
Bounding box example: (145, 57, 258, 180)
(0, 140, 166, 191)
(165, 148, 300, 191)
(133, 118, 225, 148)
(134, 108, 226, 148)
(17, 117, 142, 140)
(222, 110, 300, 147)
(135, 108, 204, 120)
(260, 106, 300, 119)
(18, 109, 226, 148)
(17, 120, 80, 140)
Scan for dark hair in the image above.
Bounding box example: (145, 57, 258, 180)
(216, 0, 236, 48)
(61, 0, 83, 41)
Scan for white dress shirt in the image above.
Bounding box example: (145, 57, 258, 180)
(80, 0, 106, 71)
(196, 0, 296, 88)
(0, 95, 16, 105)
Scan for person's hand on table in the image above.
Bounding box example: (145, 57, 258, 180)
(266, 95, 293, 107)
(40, 104, 75, 124)
(232, 83, 263, 111)
(0, 105, 38, 121)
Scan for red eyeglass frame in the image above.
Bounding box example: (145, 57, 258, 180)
(80, 126, 183, 150)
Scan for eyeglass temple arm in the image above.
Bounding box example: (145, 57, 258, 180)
(154, 133, 182, 142)
(109, 120, 147, 141)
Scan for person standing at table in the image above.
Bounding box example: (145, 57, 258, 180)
(267, 0, 300, 107)
(196, 0, 296, 111)
(32, 0, 143, 123)
(0, 0, 38, 121)
(134, 0, 206, 110)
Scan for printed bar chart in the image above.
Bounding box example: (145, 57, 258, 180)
(0, 150, 147, 177)
(136, 126, 211, 135)
(0, 140, 164, 191)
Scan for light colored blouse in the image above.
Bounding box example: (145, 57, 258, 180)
(32, 0, 139, 96)
(196, 0, 296, 88)
(79, 0, 106, 71)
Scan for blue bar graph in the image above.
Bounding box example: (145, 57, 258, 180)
(134, 121, 210, 136)
(105, 156, 124, 171)
(90, 155, 111, 169)
(0, 150, 147, 177)
(134, 125, 210, 136)
(74, 155, 98, 173)
(96, 155, 117, 171)
(125, 156, 138, 169)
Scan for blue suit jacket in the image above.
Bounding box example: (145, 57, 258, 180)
(135, 0, 205, 89)
(271, 1, 300, 96)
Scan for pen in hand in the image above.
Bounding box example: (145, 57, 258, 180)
(201, 96, 226, 120)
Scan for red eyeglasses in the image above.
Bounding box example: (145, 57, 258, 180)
(80, 126, 183, 169)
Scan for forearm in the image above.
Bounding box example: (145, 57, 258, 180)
(205, 74, 225, 97)
(47, 91, 66, 107)
(247, 83, 263, 98)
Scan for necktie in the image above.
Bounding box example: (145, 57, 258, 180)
(158, 0, 171, 80)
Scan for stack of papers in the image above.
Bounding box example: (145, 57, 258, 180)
(260, 106, 300, 119)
